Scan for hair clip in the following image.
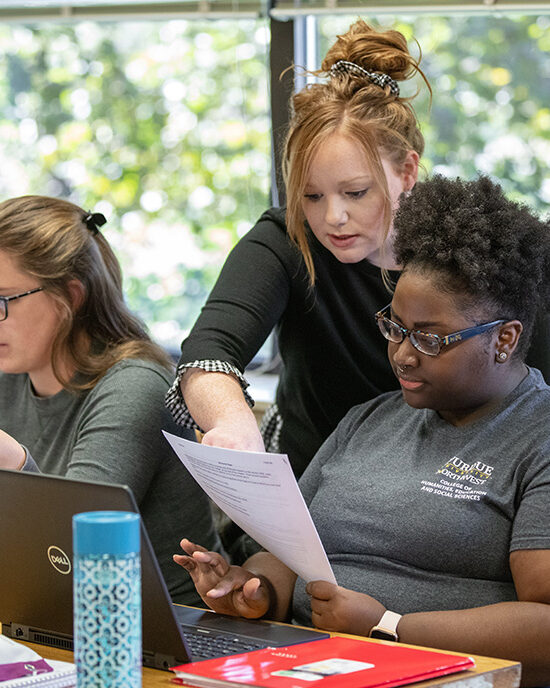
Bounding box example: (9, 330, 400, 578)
(83, 212, 107, 235)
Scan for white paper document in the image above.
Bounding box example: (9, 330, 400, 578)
(163, 432, 336, 584)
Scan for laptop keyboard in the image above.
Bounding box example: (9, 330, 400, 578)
(182, 628, 267, 662)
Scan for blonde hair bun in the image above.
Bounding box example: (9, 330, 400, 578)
(321, 19, 421, 87)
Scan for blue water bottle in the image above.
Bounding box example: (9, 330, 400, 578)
(73, 511, 142, 688)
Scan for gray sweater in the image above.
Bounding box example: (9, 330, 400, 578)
(0, 359, 223, 605)
(294, 367, 550, 626)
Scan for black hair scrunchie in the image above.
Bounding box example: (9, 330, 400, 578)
(83, 212, 107, 235)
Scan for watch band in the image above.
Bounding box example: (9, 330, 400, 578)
(368, 610, 402, 642)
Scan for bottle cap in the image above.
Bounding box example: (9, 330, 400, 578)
(73, 511, 140, 555)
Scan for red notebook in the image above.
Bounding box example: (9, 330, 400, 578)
(170, 636, 475, 688)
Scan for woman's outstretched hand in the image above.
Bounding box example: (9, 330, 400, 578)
(179, 369, 265, 452)
(174, 538, 271, 618)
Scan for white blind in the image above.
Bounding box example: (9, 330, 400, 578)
(0, 0, 266, 19)
(270, 0, 550, 18)
(3, 0, 548, 20)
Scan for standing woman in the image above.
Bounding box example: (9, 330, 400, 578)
(166, 19, 549, 478)
(166, 19, 427, 478)
(0, 195, 224, 604)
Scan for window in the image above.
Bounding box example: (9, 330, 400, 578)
(1, 6, 549, 358)
(0, 17, 271, 352)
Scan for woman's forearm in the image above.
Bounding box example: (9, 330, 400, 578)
(399, 601, 550, 687)
(180, 369, 264, 451)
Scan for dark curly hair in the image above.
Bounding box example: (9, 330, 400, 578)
(393, 175, 550, 357)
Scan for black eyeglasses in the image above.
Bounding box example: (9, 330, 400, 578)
(0, 287, 44, 322)
(375, 303, 505, 357)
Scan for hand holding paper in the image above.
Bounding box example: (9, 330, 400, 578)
(163, 433, 336, 585)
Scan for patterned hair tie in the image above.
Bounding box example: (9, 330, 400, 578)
(83, 212, 107, 235)
(329, 60, 400, 97)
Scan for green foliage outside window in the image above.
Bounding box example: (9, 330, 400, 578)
(320, 14, 550, 212)
(0, 14, 548, 352)
(0, 19, 271, 350)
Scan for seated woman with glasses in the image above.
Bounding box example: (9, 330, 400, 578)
(0, 195, 224, 604)
(175, 175, 550, 687)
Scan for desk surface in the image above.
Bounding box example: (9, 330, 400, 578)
(19, 637, 521, 688)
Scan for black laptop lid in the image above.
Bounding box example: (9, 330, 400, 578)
(0, 468, 191, 669)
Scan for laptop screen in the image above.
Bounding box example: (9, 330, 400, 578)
(0, 468, 191, 668)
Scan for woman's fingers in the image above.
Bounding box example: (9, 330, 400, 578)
(201, 424, 265, 453)
(306, 580, 336, 600)
(242, 577, 264, 601)
(179, 538, 209, 555)
(174, 541, 233, 596)
(176, 540, 230, 578)
(309, 595, 331, 617)
(230, 578, 270, 617)
(205, 566, 256, 597)
(173, 553, 197, 571)
(192, 549, 230, 573)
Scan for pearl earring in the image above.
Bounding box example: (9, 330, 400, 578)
(497, 351, 507, 362)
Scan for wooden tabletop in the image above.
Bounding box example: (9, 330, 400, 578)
(17, 637, 521, 688)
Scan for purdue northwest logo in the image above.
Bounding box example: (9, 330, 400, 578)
(437, 457, 494, 486)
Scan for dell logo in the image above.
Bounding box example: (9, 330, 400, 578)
(47, 546, 71, 574)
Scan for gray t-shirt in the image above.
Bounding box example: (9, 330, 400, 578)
(293, 367, 550, 626)
(0, 359, 223, 605)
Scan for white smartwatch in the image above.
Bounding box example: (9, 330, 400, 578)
(369, 610, 402, 642)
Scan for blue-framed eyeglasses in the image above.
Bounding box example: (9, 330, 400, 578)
(375, 303, 505, 357)
(0, 287, 44, 322)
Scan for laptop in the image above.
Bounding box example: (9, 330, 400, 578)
(0, 469, 329, 670)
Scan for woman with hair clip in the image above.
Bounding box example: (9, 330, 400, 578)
(176, 175, 550, 687)
(166, 19, 550, 484)
(0, 195, 224, 604)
